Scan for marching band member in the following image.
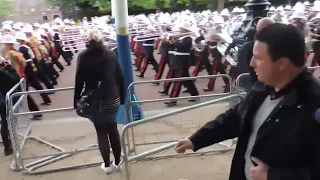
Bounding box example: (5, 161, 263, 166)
(12, 22, 23, 34)
(1, 24, 13, 35)
(64, 19, 78, 53)
(52, 25, 72, 66)
(33, 23, 41, 32)
(15, 31, 52, 106)
(308, 12, 320, 68)
(137, 25, 159, 78)
(23, 24, 55, 90)
(40, 25, 64, 72)
(35, 32, 59, 86)
(0, 34, 26, 78)
(154, 31, 171, 83)
(157, 33, 177, 95)
(192, 25, 212, 77)
(164, 21, 199, 107)
(290, 8, 308, 35)
(204, 28, 232, 93)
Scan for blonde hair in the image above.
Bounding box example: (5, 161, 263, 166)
(87, 27, 103, 42)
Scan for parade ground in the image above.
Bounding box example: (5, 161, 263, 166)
(0, 51, 237, 180)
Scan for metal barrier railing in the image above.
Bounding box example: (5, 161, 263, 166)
(6, 86, 112, 174)
(126, 74, 233, 155)
(5, 78, 28, 170)
(120, 94, 242, 180)
(235, 73, 250, 94)
(308, 65, 320, 70)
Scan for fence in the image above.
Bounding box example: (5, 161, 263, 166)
(120, 94, 243, 180)
(126, 74, 234, 155)
(6, 86, 106, 174)
(4, 73, 236, 175)
(5, 67, 320, 176)
(119, 66, 320, 180)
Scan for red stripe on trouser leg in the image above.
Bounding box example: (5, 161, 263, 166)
(139, 45, 144, 54)
(312, 53, 319, 66)
(134, 42, 141, 54)
(192, 55, 202, 76)
(157, 43, 162, 54)
(140, 55, 149, 73)
(155, 54, 167, 80)
(136, 55, 144, 69)
(311, 53, 319, 73)
(230, 67, 237, 84)
(164, 69, 173, 89)
(155, 39, 161, 49)
(208, 59, 220, 89)
(305, 51, 310, 60)
(172, 69, 184, 98)
(130, 36, 135, 50)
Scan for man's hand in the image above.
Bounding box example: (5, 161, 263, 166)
(250, 157, 269, 180)
(175, 139, 194, 154)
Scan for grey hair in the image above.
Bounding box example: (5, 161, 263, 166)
(87, 27, 103, 42)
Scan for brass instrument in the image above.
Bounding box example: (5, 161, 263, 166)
(168, 36, 179, 43)
(28, 37, 43, 61)
(31, 63, 37, 72)
(38, 44, 52, 64)
(6, 50, 26, 78)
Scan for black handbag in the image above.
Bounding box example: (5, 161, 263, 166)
(76, 82, 104, 119)
(75, 48, 110, 119)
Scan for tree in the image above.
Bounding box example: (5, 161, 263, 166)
(130, 0, 157, 9)
(0, 0, 15, 18)
(217, 0, 225, 11)
(46, 0, 110, 12)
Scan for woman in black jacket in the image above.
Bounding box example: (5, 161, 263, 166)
(73, 28, 125, 174)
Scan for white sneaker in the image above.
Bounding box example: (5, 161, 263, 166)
(100, 163, 115, 174)
(100, 161, 122, 174)
(112, 161, 122, 172)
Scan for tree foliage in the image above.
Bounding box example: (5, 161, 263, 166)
(45, 0, 246, 16)
(0, 0, 15, 17)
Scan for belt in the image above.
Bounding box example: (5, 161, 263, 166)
(25, 59, 33, 62)
(168, 51, 190, 56)
(143, 44, 154, 46)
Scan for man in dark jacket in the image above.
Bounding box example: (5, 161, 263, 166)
(237, 17, 275, 92)
(0, 63, 20, 156)
(175, 23, 320, 180)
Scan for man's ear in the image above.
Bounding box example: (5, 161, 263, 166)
(277, 57, 289, 71)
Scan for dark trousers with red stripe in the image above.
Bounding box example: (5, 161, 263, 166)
(139, 53, 159, 77)
(135, 54, 145, 71)
(155, 53, 168, 80)
(170, 67, 199, 98)
(192, 56, 213, 76)
(161, 68, 174, 94)
(154, 39, 161, 53)
(134, 43, 145, 70)
(311, 41, 320, 69)
(130, 35, 136, 51)
(207, 58, 230, 92)
(192, 47, 211, 76)
(134, 42, 143, 56)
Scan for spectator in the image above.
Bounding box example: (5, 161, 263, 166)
(237, 17, 275, 91)
(175, 23, 320, 180)
(73, 28, 125, 174)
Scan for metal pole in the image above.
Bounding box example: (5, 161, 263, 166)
(111, 0, 116, 25)
(113, 0, 143, 124)
(71, 0, 76, 20)
(60, 0, 64, 19)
